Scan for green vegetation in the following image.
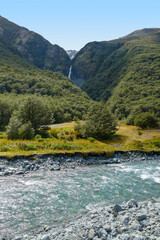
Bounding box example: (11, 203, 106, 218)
(0, 123, 159, 157)
(72, 29, 160, 123)
(0, 16, 159, 140)
(74, 102, 117, 139)
(134, 113, 159, 129)
(0, 93, 92, 135)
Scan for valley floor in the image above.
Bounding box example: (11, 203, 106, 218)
(0, 123, 159, 157)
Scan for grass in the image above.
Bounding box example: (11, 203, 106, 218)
(0, 122, 159, 157)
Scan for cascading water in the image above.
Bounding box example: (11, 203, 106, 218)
(0, 159, 160, 237)
(68, 66, 72, 79)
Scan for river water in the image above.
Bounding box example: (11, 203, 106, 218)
(0, 160, 160, 237)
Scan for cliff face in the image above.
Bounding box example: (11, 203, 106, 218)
(0, 16, 71, 76)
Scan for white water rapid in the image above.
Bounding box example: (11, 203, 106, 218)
(68, 66, 72, 79)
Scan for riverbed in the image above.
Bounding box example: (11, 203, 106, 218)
(0, 157, 160, 239)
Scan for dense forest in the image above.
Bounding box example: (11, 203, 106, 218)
(71, 29, 160, 121)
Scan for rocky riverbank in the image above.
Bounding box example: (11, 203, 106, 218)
(0, 151, 159, 176)
(11, 198, 160, 240)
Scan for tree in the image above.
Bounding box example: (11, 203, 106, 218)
(17, 96, 53, 130)
(0, 100, 13, 130)
(18, 122, 35, 139)
(6, 117, 21, 139)
(81, 102, 117, 139)
(134, 112, 159, 129)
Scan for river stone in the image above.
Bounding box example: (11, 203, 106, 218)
(41, 236, 50, 240)
(123, 216, 130, 225)
(140, 220, 150, 227)
(127, 199, 138, 208)
(113, 204, 122, 213)
(120, 234, 130, 240)
(131, 221, 139, 230)
(0, 165, 5, 170)
(103, 224, 111, 232)
(93, 237, 100, 240)
(15, 171, 24, 175)
(97, 228, 107, 238)
(136, 214, 147, 221)
(4, 171, 10, 175)
(88, 229, 95, 239)
(111, 228, 119, 237)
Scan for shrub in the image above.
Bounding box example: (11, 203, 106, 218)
(18, 122, 35, 140)
(6, 117, 21, 139)
(37, 127, 50, 138)
(49, 129, 58, 138)
(18, 143, 37, 151)
(88, 137, 96, 142)
(58, 130, 66, 139)
(0, 145, 11, 152)
(134, 112, 159, 129)
(35, 134, 42, 139)
(74, 121, 82, 133)
(81, 102, 117, 140)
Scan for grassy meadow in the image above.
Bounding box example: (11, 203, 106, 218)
(0, 122, 159, 157)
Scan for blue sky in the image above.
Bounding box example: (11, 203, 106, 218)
(1, 0, 160, 50)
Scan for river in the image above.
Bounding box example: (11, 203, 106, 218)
(0, 159, 160, 237)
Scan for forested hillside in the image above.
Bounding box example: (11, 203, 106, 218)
(0, 17, 92, 130)
(71, 29, 160, 119)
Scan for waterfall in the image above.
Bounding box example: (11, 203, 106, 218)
(68, 66, 72, 79)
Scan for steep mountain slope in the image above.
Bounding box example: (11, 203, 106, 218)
(71, 29, 160, 118)
(0, 16, 71, 75)
(0, 17, 92, 124)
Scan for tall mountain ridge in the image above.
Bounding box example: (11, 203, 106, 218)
(0, 16, 71, 76)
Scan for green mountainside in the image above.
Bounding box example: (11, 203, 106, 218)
(0, 16, 159, 123)
(0, 16, 71, 75)
(0, 17, 92, 125)
(71, 28, 160, 119)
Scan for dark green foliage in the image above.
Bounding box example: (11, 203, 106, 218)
(37, 127, 51, 138)
(18, 122, 35, 140)
(0, 99, 13, 130)
(134, 112, 159, 129)
(17, 96, 53, 130)
(6, 116, 21, 139)
(0, 93, 92, 130)
(77, 102, 117, 140)
(72, 29, 160, 120)
(74, 121, 82, 133)
(126, 105, 160, 127)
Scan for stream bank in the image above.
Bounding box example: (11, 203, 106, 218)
(0, 151, 159, 176)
